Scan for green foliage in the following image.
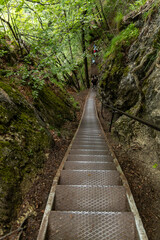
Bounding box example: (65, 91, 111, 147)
(114, 12, 124, 30)
(103, 0, 131, 23)
(0, 0, 101, 90)
(15, 66, 46, 98)
(105, 24, 139, 58)
(16, 65, 30, 84)
(129, 0, 148, 11)
(69, 96, 80, 110)
(153, 163, 158, 169)
(0, 49, 8, 57)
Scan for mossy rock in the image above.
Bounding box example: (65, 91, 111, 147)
(0, 80, 52, 228)
(0, 79, 77, 230)
(35, 85, 75, 128)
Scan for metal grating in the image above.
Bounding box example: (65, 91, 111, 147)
(74, 139, 106, 143)
(75, 136, 105, 140)
(71, 145, 108, 150)
(47, 211, 137, 240)
(60, 170, 122, 186)
(67, 155, 113, 162)
(55, 185, 130, 212)
(64, 161, 116, 170)
(70, 149, 110, 155)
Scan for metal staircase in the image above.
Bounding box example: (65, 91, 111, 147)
(37, 91, 148, 240)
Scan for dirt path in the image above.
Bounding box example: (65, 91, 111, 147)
(6, 89, 88, 240)
(96, 99, 160, 240)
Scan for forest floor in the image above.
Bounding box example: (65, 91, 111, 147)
(96, 99, 160, 240)
(6, 89, 88, 240)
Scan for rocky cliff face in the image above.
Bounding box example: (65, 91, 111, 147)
(100, 2, 160, 169)
(0, 79, 76, 233)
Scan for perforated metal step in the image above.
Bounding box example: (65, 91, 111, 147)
(71, 144, 108, 150)
(60, 170, 122, 186)
(47, 211, 138, 240)
(76, 135, 104, 138)
(73, 140, 106, 145)
(70, 149, 110, 155)
(77, 132, 101, 135)
(67, 154, 113, 162)
(54, 185, 129, 212)
(64, 161, 116, 170)
(76, 134, 105, 140)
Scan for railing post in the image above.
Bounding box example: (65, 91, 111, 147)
(109, 110, 115, 132)
(101, 100, 104, 119)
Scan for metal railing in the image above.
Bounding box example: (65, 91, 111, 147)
(101, 101, 160, 132)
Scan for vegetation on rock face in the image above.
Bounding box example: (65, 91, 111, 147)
(99, 22, 139, 102)
(0, 76, 76, 232)
(98, 0, 160, 176)
(104, 24, 139, 59)
(99, 0, 160, 109)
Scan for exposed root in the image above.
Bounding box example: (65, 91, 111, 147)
(131, 48, 156, 110)
(132, 48, 155, 73)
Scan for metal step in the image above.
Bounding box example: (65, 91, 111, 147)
(75, 135, 104, 138)
(73, 140, 106, 145)
(71, 145, 108, 150)
(67, 154, 113, 162)
(77, 131, 102, 134)
(76, 134, 104, 137)
(60, 170, 122, 186)
(75, 134, 104, 138)
(64, 161, 116, 170)
(70, 149, 110, 155)
(74, 138, 106, 142)
(47, 211, 138, 240)
(54, 185, 130, 212)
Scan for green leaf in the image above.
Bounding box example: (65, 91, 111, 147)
(152, 163, 158, 169)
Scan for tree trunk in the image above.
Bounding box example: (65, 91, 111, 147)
(81, 11, 90, 89)
(98, 0, 113, 34)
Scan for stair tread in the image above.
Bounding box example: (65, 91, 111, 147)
(64, 161, 116, 170)
(70, 149, 110, 155)
(47, 211, 137, 240)
(60, 170, 122, 186)
(67, 155, 113, 162)
(71, 145, 108, 150)
(55, 185, 129, 212)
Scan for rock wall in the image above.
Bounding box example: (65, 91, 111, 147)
(0, 79, 76, 232)
(100, 3, 160, 165)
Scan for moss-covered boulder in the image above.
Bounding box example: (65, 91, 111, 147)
(0, 79, 76, 232)
(34, 85, 75, 128)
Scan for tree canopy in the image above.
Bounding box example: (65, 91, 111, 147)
(0, 0, 144, 95)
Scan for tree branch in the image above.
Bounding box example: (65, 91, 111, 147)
(25, 0, 60, 6)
